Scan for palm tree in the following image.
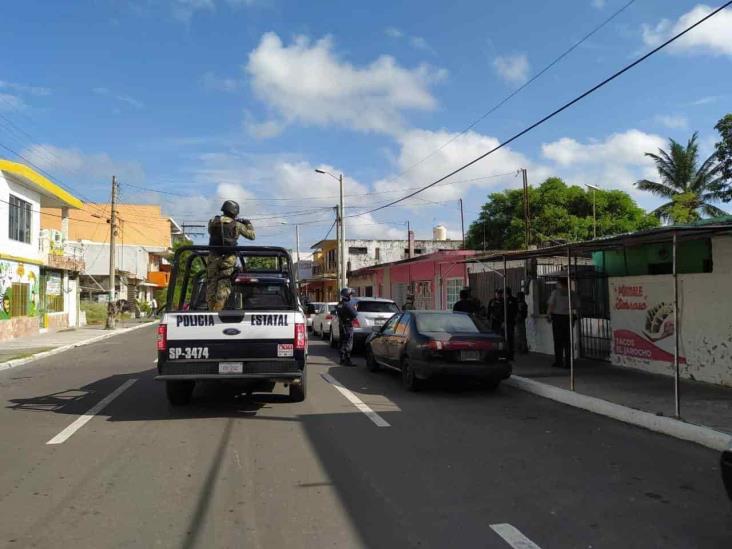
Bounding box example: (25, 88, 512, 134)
(635, 132, 728, 222)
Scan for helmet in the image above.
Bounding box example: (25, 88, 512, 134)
(221, 200, 240, 218)
(340, 287, 354, 299)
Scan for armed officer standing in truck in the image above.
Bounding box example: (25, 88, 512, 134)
(206, 200, 256, 311)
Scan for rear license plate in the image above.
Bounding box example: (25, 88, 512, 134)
(460, 351, 480, 362)
(219, 362, 243, 374)
(277, 344, 294, 357)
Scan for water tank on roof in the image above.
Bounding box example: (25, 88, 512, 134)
(433, 225, 447, 241)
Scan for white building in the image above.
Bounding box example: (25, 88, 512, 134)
(0, 159, 84, 340)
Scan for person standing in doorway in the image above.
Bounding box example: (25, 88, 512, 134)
(547, 278, 580, 369)
(515, 291, 529, 354)
(453, 287, 480, 314)
(487, 288, 504, 333)
(504, 287, 518, 359)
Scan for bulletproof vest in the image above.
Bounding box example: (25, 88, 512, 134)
(208, 216, 238, 247)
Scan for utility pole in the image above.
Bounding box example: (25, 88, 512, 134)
(522, 168, 530, 249)
(339, 173, 346, 290)
(105, 176, 118, 330)
(334, 205, 341, 296)
(407, 220, 411, 258)
(585, 184, 599, 239)
(459, 198, 465, 249)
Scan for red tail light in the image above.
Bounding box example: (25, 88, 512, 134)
(419, 339, 443, 351)
(352, 318, 361, 328)
(294, 323, 307, 350)
(325, 314, 332, 320)
(157, 324, 167, 351)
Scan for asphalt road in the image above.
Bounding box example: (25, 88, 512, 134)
(0, 326, 730, 549)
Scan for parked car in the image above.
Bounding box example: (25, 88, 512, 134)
(722, 439, 732, 500)
(312, 302, 338, 338)
(364, 310, 511, 391)
(329, 297, 400, 351)
(304, 301, 323, 331)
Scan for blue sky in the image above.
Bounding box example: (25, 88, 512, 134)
(1, 0, 731, 251)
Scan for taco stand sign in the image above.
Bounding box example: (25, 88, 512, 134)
(610, 277, 686, 370)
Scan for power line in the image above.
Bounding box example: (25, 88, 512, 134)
(349, 0, 732, 218)
(342, 0, 638, 193)
(118, 171, 519, 203)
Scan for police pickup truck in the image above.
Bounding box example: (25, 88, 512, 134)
(156, 246, 307, 405)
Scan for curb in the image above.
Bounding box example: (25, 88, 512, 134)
(0, 321, 158, 373)
(505, 375, 732, 452)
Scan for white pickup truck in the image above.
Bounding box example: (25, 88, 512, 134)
(156, 246, 307, 405)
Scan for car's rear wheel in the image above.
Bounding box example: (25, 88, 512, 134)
(329, 327, 338, 348)
(289, 369, 306, 402)
(321, 327, 329, 341)
(401, 358, 421, 391)
(365, 346, 380, 372)
(166, 380, 194, 406)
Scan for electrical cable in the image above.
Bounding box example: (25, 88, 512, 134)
(348, 0, 732, 218)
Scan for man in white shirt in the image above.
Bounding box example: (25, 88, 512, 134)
(547, 278, 580, 369)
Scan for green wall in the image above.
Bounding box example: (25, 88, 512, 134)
(592, 238, 711, 276)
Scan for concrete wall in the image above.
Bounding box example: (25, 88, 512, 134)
(609, 235, 732, 386)
(346, 239, 462, 272)
(81, 242, 163, 278)
(0, 172, 42, 262)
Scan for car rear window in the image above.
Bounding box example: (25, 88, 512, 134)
(356, 301, 399, 313)
(416, 313, 480, 334)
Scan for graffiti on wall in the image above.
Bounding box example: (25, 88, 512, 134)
(0, 260, 40, 320)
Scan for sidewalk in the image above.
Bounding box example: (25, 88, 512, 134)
(0, 319, 156, 367)
(509, 351, 732, 436)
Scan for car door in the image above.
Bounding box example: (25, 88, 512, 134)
(388, 313, 411, 365)
(372, 314, 400, 365)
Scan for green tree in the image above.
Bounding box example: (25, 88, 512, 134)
(466, 177, 658, 250)
(635, 132, 727, 222)
(714, 114, 732, 191)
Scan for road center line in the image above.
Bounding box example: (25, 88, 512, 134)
(490, 524, 542, 549)
(46, 379, 137, 445)
(320, 373, 390, 428)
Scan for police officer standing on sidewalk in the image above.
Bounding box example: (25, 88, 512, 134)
(336, 287, 358, 366)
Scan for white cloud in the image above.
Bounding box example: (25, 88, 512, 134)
(245, 118, 284, 139)
(541, 129, 666, 196)
(642, 4, 732, 57)
(592, 0, 606, 8)
(21, 144, 145, 183)
(246, 32, 446, 135)
(385, 27, 404, 39)
(372, 128, 535, 206)
(493, 54, 530, 85)
(0, 80, 51, 96)
(384, 27, 435, 54)
(93, 87, 144, 109)
(655, 114, 688, 129)
(0, 93, 26, 112)
(202, 72, 243, 92)
(691, 95, 720, 105)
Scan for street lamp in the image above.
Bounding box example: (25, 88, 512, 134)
(315, 168, 346, 290)
(585, 184, 600, 239)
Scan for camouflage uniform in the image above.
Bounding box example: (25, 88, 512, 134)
(206, 217, 255, 311)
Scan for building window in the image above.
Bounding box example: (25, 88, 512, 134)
(43, 273, 65, 313)
(348, 247, 368, 255)
(10, 282, 30, 317)
(375, 247, 380, 261)
(446, 278, 462, 310)
(365, 286, 373, 297)
(9, 195, 32, 244)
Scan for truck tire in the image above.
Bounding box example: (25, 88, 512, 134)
(166, 380, 194, 406)
(289, 370, 306, 402)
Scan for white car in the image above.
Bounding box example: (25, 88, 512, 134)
(329, 297, 400, 351)
(304, 302, 324, 331)
(312, 302, 338, 338)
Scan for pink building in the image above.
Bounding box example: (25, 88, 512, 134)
(348, 250, 478, 310)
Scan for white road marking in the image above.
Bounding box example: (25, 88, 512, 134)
(490, 524, 542, 549)
(321, 373, 390, 428)
(46, 379, 138, 445)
